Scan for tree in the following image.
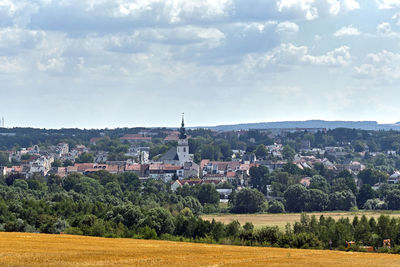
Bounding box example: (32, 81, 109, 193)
(354, 215, 371, 244)
(231, 188, 265, 213)
(357, 184, 376, 208)
(386, 189, 400, 210)
(255, 144, 268, 159)
(308, 189, 329, 211)
(123, 205, 144, 228)
(13, 179, 28, 190)
(267, 200, 285, 213)
(358, 169, 388, 186)
(197, 184, 219, 204)
(282, 163, 303, 175)
(353, 140, 365, 152)
(249, 166, 269, 194)
(284, 184, 309, 212)
(51, 159, 62, 168)
(219, 142, 232, 160)
(309, 175, 330, 194)
(200, 144, 219, 161)
(144, 207, 175, 235)
(0, 152, 10, 166)
(328, 190, 356, 211)
(282, 145, 296, 161)
(75, 152, 94, 163)
(331, 177, 357, 194)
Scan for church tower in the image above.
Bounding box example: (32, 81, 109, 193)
(177, 113, 190, 165)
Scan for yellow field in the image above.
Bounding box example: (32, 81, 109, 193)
(203, 211, 400, 229)
(1, 233, 400, 266)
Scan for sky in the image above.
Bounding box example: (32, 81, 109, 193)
(0, 0, 400, 129)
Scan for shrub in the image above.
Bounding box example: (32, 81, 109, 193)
(268, 200, 285, 213)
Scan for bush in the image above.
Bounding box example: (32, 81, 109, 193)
(65, 227, 83, 235)
(268, 200, 285, 213)
(138, 226, 157, 239)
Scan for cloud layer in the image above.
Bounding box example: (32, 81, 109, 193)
(1, 0, 400, 128)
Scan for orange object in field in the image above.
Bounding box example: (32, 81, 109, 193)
(383, 239, 391, 249)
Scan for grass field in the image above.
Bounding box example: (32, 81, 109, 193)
(202, 211, 400, 229)
(1, 232, 400, 266)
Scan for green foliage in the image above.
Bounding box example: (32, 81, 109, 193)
(249, 166, 269, 194)
(231, 188, 265, 214)
(284, 184, 309, 212)
(75, 152, 94, 163)
(328, 190, 357, 211)
(358, 169, 388, 186)
(267, 200, 285, 213)
(282, 145, 296, 161)
(309, 175, 330, 193)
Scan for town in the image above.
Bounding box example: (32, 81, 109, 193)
(1, 116, 400, 212)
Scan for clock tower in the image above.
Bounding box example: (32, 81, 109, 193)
(177, 113, 190, 165)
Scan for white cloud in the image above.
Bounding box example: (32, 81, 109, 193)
(342, 0, 360, 11)
(376, 0, 400, 9)
(334, 25, 361, 37)
(377, 22, 400, 38)
(393, 12, 400, 25)
(277, 0, 318, 20)
(303, 45, 351, 66)
(114, 0, 233, 23)
(276, 21, 299, 32)
(37, 57, 65, 73)
(246, 43, 351, 69)
(354, 50, 400, 82)
(277, 0, 359, 20)
(327, 0, 341, 15)
(0, 56, 24, 73)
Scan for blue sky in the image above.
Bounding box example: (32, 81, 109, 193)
(0, 0, 400, 128)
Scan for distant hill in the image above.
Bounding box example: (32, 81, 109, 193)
(195, 120, 400, 131)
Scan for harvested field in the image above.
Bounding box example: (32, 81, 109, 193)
(203, 211, 400, 229)
(1, 232, 400, 266)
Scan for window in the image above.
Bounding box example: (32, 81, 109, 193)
(183, 148, 186, 153)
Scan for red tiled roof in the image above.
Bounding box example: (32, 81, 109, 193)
(120, 136, 152, 141)
(75, 163, 95, 172)
(164, 134, 179, 141)
(226, 172, 236, 177)
(125, 164, 141, 171)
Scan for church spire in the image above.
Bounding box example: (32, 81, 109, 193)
(179, 113, 187, 139)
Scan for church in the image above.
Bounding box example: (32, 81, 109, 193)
(159, 115, 193, 166)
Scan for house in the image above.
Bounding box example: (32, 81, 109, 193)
(389, 171, 400, 184)
(171, 180, 182, 192)
(242, 153, 256, 164)
(164, 131, 180, 142)
(300, 177, 311, 187)
(202, 174, 226, 182)
(149, 163, 182, 182)
(125, 163, 149, 178)
(182, 162, 200, 178)
(261, 160, 287, 172)
(216, 189, 232, 201)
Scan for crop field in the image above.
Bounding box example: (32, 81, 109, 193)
(202, 211, 400, 229)
(1, 233, 400, 266)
